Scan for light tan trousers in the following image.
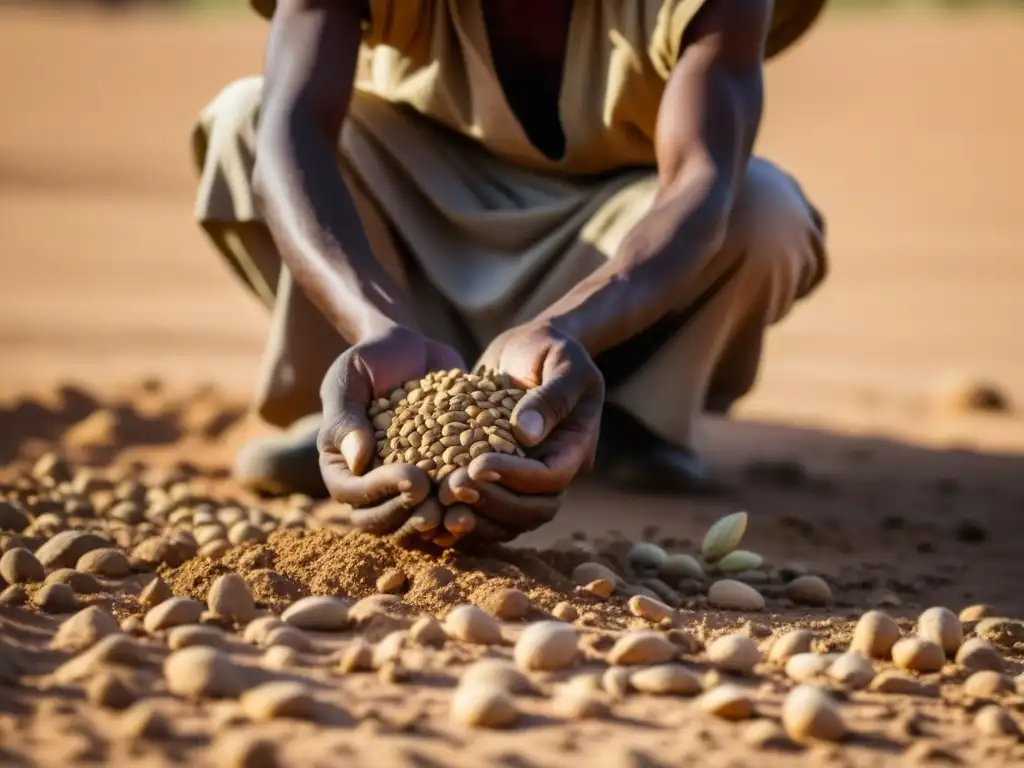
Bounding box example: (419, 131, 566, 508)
(192, 77, 827, 454)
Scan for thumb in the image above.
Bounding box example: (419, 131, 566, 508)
(510, 371, 585, 448)
(319, 351, 378, 474)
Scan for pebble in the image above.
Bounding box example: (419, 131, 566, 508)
(75, 548, 130, 578)
(164, 647, 244, 699)
(207, 573, 255, 623)
(869, 671, 939, 697)
(168, 624, 226, 650)
(227, 522, 265, 546)
(583, 579, 614, 600)
(959, 604, 996, 624)
(34, 583, 79, 613)
(348, 594, 398, 625)
(460, 659, 534, 695)
(450, 685, 518, 728)
(45, 568, 101, 594)
(707, 634, 760, 674)
(120, 701, 172, 740)
(214, 733, 279, 768)
(263, 645, 299, 670)
(571, 562, 621, 587)
(337, 640, 373, 673)
(281, 596, 349, 631)
(627, 542, 667, 572)
(138, 576, 172, 609)
(0, 547, 45, 584)
(659, 553, 705, 582)
(964, 670, 1013, 697)
(743, 720, 793, 749)
(375, 569, 406, 594)
(144, 597, 204, 633)
(243, 616, 282, 645)
(263, 626, 314, 652)
(629, 664, 702, 696)
(698, 684, 754, 720)
(32, 453, 71, 483)
(975, 617, 1024, 649)
(891, 637, 945, 673)
(602, 666, 633, 700)
(444, 605, 502, 645)
(241, 681, 316, 721)
(552, 686, 610, 720)
(50, 606, 120, 652)
(514, 621, 579, 671)
(785, 575, 833, 606)
(86, 670, 137, 709)
(377, 660, 407, 684)
(708, 580, 765, 612)
(0, 584, 27, 606)
(850, 610, 901, 659)
(372, 630, 406, 669)
(717, 550, 764, 573)
(769, 629, 814, 663)
(409, 616, 447, 647)
(198, 540, 231, 560)
(552, 602, 578, 622)
(782, 685, 846, 743)
(955, 637, 1005, 672)
(35, 530, 109, 569)
(916, 606, 963, 655)
(121, 615, 145, 635)
(489, 588, 532, 620)
(607, 631, 676, 666)
(785, 653, 834, 683)
(827, 652, 875, 689)
(0, 501, 31, 533)
(974, 705, 1020, 738)
(628, 595, 674, 624)
(701, 511, 748, 562)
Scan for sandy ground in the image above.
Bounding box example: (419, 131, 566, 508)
(2, 6, 1024, 768)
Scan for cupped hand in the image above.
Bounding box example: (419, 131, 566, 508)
(317, 325, 465, 537)
(442, 322, 605, 542)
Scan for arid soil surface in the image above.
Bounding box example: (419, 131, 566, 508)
(1, 7, 1024, 768)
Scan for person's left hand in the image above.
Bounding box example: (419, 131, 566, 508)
(439, 322, 605, 543)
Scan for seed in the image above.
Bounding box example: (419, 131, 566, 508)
(583, 579, 614, 600)
(698, 684, 754, 720)
(658, 553, 705, 582)
(441, 445, 467, 465)
(717, 550, 763, 573)
(628, 595, 674, 624)
(371, 412, 393, 431)
(708, 579, 764, 612)
(974, 705, 1019, 738)
(241, 681, 315, 721)
(785, 653, 835, 683)
(782, 685, 846, 743)
(514, 621, 578, 671)
(207, 573, 255, 623)
(281, 596, 349, 631)
(460, 659, 534, 695)
(630, 664, 701, 696)
(701, 512, 748, 562)
(50, 606, 120, 653)
(916, 606, 962, 655)
(416, 459, 434, 471)
(144, 597, 204, 633)
(786, 575, 832, 606)
(955, 638, 1004, 672)
(163, 646, 243, 699)
(438, 411, 469, 426)
(827, 652, 875, 689)
(572, 562, 621, 587)
(444, 604, 502, 645)
(375, 568, 405, 594)
(964, 670, 1013, 697)
(607, 631, 676, 666)
(707, 634, 760, 674)
(450, 685, 518, 728)
(891, 637, 945, 673)
(627, 542, 668, 572)
(487, 434, 517, 454)
(769, 630, 814, 663)
(850, 610, 901, 659)
(442, 422, 468, 437)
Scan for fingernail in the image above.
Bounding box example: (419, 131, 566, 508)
(456, 488, 480, 504)
(477, 470, 501, 483)
(341, 431, 364, 471)
(516, 409, 544, 442)
(398, 480, 412, 492)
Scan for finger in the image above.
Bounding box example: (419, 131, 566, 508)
(407, 496, 445, 532)
(472, 482, 563, 532)
(443, 505, 476, 536)
(468, 448, 583, 495)
(432, 532, 460, 548)
(320, 455, 430, 508)
(465, 514, 515, 543)
(509, 364, 592, 448)
(437, 468, 481, 506)
(348, 495, 418, 535)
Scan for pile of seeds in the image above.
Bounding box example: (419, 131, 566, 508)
(368, 368, 527, 481)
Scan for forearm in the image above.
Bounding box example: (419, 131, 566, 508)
(253, 117, 419, 343)
(536, 174, 730, 357)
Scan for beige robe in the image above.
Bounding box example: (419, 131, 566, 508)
(192, 0, 828, 454)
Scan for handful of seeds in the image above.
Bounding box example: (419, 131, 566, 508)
(368, 368, 527, 482)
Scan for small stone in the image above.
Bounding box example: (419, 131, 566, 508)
(717, 550, 764, 573)
(281, 596, 349, 631)
(701, 512, 748, 562)
(207, 573, 255, 623)
(0, 584, 27, 606)
(444, 604, 502, 645)
(131, 536, 190, 568)
(602, 666, 633, 700)
(450, 685, 518, 728)
(33, 452, 72, 483)
(956, 637, 1005, 673)
(975, 617, 1024, 649)
(698, 684, 754, 720)
(51, 606, 119, 652)
(241, 681, 316, 721)
(409, 616, 446, 647)
(0, 547, 45, 584)
(743, 720, 794, 749)
(34, 582, 79, 613)
(75, 548, 130, 578)
(785, 653, 835, 683)
(964, 670, 1013, 698)
(120, 701, 173, 740)
(44, 568, 101, 594)
(337, 639, 373, 673)
(850, 610, 901, 659)
(138, 576, 172, 609)
(769, 630, 814, 663)
(869, 670, 940, 697)
(460, 659, 534, 695)
(786, 575, 832, 606)
(121, 615, 145, 635)
(228, 522, 265, 546)
(488, 588, 532, 620)
(916, 606, 963, 655)
(782, 685, 847, 743)
(262, 645, 299, 670)
(629, 664, 702, 696)
(708, 579, 765, 612)
(583, 579, 614, 600)
(198, 540, 231, 560)
(552, 685, 610, 720)
(35, 530, 110, 569)
(607, 631, 676, 666)
(571, 562, 621, 587)
(827, 652, 875, 689)
(706, 634, 760, 674)
(164, 647, 243, 699)
(0, 501, 31, 533)
(213, 732, 279, 768)
(891, 637, 945, 673)
(375, 569, 406, 594)
(168, 624, 226, 650)
(627, 542, 668, 572)
(86, 670, 137, 709)
(959, 604, 996, 624)
(974, 705, 1019, 738)
(376, 660, 406, 684)
(659, 553, 705, 582)
(514, 621, 579, 671)
(263, 626, 314, 652)
(552, 602, 578, 622)
(144, 597, 204, 633)
(243, 616, 282, 645)
(628, 594, 674, 624)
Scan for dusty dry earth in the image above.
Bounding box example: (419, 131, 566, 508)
(2, 6, 1024, 768)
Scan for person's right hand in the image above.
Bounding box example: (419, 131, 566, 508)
(317, 325, 465, 538)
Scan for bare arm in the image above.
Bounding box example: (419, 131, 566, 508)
(253, 0, 419, 343)
(534, 0, 771, 355)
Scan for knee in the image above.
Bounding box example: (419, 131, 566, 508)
(730, 158, 828, 298)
